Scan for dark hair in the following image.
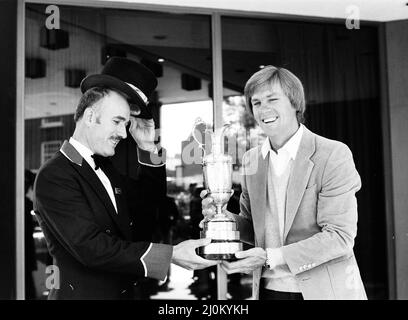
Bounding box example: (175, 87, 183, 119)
(244, 65, 306, 124)
(73, 87, 111, 122)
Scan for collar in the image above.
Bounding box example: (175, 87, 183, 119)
(68, 137, 96, 170)
(261, 124, 304, 160)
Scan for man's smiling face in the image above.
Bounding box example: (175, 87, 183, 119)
(251, 82, 298, 142)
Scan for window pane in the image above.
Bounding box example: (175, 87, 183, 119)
(25, 3, 212, 300)
(221, 16, 386, 299)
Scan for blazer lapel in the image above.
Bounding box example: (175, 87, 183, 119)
(284, 127, 315, 241)
(60, 141, 132, 240)
(248, 148, 268, 249)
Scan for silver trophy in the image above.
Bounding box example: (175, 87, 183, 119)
(192, 119, 242, 261)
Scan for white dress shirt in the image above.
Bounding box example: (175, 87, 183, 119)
(261, 124, 304, 241)
(261, 124, 304, 292)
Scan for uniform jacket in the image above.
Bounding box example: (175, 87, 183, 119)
(34, 140, 172, 299)
(235, 126, 367, 300)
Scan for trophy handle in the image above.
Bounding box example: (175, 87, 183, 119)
(192, 119, 234, 158)
(191, 117, 208, 158)
(212, 122, 233, 155)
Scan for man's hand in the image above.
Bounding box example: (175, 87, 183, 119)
(171, 238, 220, 270)
(199, 189, 235, 228)
(221, 247, 266, 274)
(129, 117, 156, 152)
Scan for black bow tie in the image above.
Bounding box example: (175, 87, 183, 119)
(91, 154, 111, 171)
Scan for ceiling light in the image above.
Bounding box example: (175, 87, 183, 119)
(158, 58, 165, 63)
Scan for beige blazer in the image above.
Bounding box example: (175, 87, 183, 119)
(235, 126, 367, 300)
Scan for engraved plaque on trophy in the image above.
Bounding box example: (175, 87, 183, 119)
(192, 119, 243, 261)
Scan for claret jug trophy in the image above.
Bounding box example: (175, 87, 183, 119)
(192, 119, 243, 261)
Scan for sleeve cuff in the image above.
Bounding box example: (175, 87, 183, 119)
(266, 247, 285, 270)
(141, 243, 173, 280)
(140, 243, 153, 277)
(137, 147, 166, 167)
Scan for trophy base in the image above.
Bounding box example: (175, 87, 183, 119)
(198, 240, 243, 261)
(199, 214, 242, 261)
(199, 253, 238, 261)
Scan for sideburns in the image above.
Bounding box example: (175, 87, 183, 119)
(90, 104, 102, 124)
(91, 107, 101, 124)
